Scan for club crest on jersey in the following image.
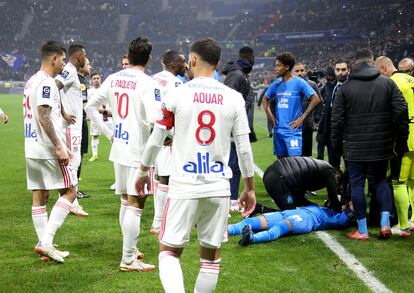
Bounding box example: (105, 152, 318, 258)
(183, 152, 224, 176)
(24, 123, 38, 140)
(114, 123, 129, 144)
(290, 139, 299, 149)
(61, 70, 69, 79)
(154, 88, 161, 101)
(42, 86, 51, 99)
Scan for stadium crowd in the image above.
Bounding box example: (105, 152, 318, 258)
(1, 0, 413, 84)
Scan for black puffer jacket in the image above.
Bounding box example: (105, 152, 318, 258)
(263, 156, 339, 210)
(302, 79, 321, 132)
(317, 79, 337, 144)
(331, 62, 408, 161)
(222, 59, 253, 109)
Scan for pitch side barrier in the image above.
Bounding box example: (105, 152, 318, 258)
(0, 80, 25, 94)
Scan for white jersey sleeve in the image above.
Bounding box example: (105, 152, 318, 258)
(141, 81, 162, 126)
(55, 64, 77, 88)
(85, 77, 112, 140)
(34, 79, 58, 108)
(56, 63, 83, 130)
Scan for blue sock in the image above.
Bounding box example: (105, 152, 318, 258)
(228, 217, 263, 235)
(253, 221, 290, 243)
(357, 218, 368, 234)
(380, 211, 390, 227)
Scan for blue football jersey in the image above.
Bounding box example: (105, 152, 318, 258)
(265, 76, 315, 130)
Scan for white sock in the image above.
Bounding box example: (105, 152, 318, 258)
(122, 206, 142, 263)
(152, 184, 168, 229)
(194, 258, 221, 293)
(41, 197, 71, 246)
(91, 136, 99, 156)
(32, 205, 48, 242)
(119, 198, 127, 234)
(159, 251, 185, 293)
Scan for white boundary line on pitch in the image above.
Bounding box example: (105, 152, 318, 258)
(253, 163, 392, 293)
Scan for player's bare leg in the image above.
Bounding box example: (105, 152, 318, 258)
(120, 195, 154, 271)
(159, 244, 185, 293)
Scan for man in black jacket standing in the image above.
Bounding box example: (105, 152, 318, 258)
(317, 61, 350, 164)
(222, 46, 256, 211)
(331, 48, 409, 240)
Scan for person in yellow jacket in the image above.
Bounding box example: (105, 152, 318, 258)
(375, 56, 414, 237)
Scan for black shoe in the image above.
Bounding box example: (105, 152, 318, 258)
(268, 133, 273, 138)
(239, 225, 253, 246)
(77, 191, 90, 199)
(249, 131, 258, 143)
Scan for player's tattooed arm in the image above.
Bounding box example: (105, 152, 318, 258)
(38, 105, 70, 165)
(55, 79, 64, 90)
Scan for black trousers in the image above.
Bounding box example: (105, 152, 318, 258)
(302, 129, 313, 157)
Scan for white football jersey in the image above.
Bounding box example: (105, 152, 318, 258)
(152, 70, 183, 96)
(55, 62, 82, 130)
(24, 71, 64, 159)
(156, 77, 250, 199)
(87, 67, 160, 167)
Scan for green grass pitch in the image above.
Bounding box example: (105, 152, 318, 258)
(1, 93, 413, 292)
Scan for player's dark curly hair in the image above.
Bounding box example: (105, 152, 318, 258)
(162, 50, 183, 66)
(276, 52, 296, 71)
(128, 36, 152, 66)
(190, 38, 221, 66)
(68, 43, 85, 57)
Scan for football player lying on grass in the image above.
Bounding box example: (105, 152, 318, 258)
(229, 202, 354, 246)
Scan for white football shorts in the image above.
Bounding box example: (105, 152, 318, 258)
(158, 196, 230, 249)
(114, 163, 151, 196)
(26, 158, 76, 190)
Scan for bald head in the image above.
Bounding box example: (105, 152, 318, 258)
(398, 58, 414, 76)
(374, 56, 397, 77)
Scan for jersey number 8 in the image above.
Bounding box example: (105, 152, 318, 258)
(195, 110, 216, 145)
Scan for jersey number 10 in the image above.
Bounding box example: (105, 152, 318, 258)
(115, 92, 129, 119)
